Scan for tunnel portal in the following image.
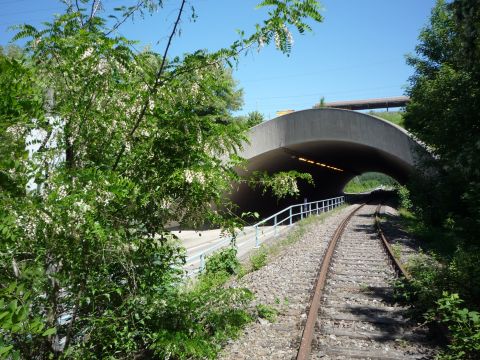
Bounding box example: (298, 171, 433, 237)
(230, 108, 423, 217)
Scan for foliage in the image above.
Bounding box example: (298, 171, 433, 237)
(394, 209, 480, 357)
(399, 241, 480, 315)
(0, 1, 324, 357)
(343, 172, 397, 194)
(249, 170, 314, 199)
(0, 45, 23, 59)
(426, 292, 480, 359)
(149, 272, 254, 360)
(0, 282, 55, 359)
(256, 304, 278, 322)
(205, 247, 241, 276)
(396, 185, 413, 210)
(401, 3, 480, 353)
(404, 0, 480, 244)
(249, 246, 268, 271)
(236, 111, 265, 128)
(368, 111, 405, 128)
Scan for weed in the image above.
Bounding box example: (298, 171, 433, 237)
(250, 246, 268, 271)
(391, 243, 402, 260)
(359, 283, 370, 292)
(394, 339, 410, 348)
(256, 304, 278, 322)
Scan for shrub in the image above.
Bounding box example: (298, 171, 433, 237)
(149, 273, 254, 359)
(396, 185, 413, 210)
(427, 292, 480, 359)
(205, 247, 240, 276)
(250, 246, 268, 271)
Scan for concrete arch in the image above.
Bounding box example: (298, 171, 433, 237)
(231, 108, 423, 216)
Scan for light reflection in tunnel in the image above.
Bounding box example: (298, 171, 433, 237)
(298, 157, 344, 172)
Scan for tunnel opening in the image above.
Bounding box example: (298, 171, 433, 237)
(231, 140, 411, 220)
(230, 108, 423, 220)
(343, 172, 399, 194)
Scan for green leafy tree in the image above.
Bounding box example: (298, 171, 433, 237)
(246, 110, 265, 127)
(0, 0, 323, 357)
(404, 2, 480, 357)
(405, 0, 480, 242)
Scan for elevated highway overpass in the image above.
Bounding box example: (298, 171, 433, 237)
(231, 108, 424, 216)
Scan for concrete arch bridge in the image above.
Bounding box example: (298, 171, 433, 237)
(231, 108, 424, 216)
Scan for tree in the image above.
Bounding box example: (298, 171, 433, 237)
(0, 0, 322, 357)
(246, 111, 265, 127)
(236, 110, 265, 128)
(404, 0, 480, 242)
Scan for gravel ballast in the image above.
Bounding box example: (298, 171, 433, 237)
(220, 205, 356, 360)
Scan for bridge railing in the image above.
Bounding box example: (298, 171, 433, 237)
(185, 195, 345, 276)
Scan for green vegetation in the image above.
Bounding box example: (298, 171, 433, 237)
(236, 110, 265, 128)
(343, 172, 398, 193)
(205, 247, 242, 276)
(256, 304, 278, 322)
(395, 203, 480, 359)
(405, 0, 480, 243)
(368, 111, 405, 128)
(249, 246, 269, 271)
(149, 255, 254, 359)
(427, 293, 480, 360)
(0, 0, 323, 357)
(391, 1, 480, 355)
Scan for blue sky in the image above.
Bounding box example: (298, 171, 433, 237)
(0, 0, 437, 119)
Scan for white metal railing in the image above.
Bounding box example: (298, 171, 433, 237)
(185, 196, 345, 276)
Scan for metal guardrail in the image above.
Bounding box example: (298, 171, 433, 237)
(185, 196, 345, 276)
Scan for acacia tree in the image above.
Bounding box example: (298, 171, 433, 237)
(0, 0, 322, 357)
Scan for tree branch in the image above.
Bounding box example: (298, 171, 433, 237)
(105, 0, 147, 36)
(112, 0, 187, 171)
(88, 0, 102, 23)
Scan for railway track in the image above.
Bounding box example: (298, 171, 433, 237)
(297, 203, 436, 360)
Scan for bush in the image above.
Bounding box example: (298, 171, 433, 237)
(150, 273, 254, 359)
(205, 247, 241, 276)
(427, 292, 480, 359)
(396, 185, 413, 210)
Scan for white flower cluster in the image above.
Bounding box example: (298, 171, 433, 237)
(184, 169, 206, 184)
(273, 25, 294, 50)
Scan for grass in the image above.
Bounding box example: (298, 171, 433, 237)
(391, 243, 403, 260)
(397, 208, 460, 259)
(368, 111, 405, 128)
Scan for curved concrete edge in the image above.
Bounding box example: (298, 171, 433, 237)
(241, 108, 424, 169)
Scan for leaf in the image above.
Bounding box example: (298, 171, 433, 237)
(42, 327, 56, 337)
(0, 345, 13, 355)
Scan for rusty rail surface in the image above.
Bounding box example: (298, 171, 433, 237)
(296, 203, 365, 360)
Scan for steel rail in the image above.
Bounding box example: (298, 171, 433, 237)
(374, 205, 411, 280)
(296, 203, 366, 360)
